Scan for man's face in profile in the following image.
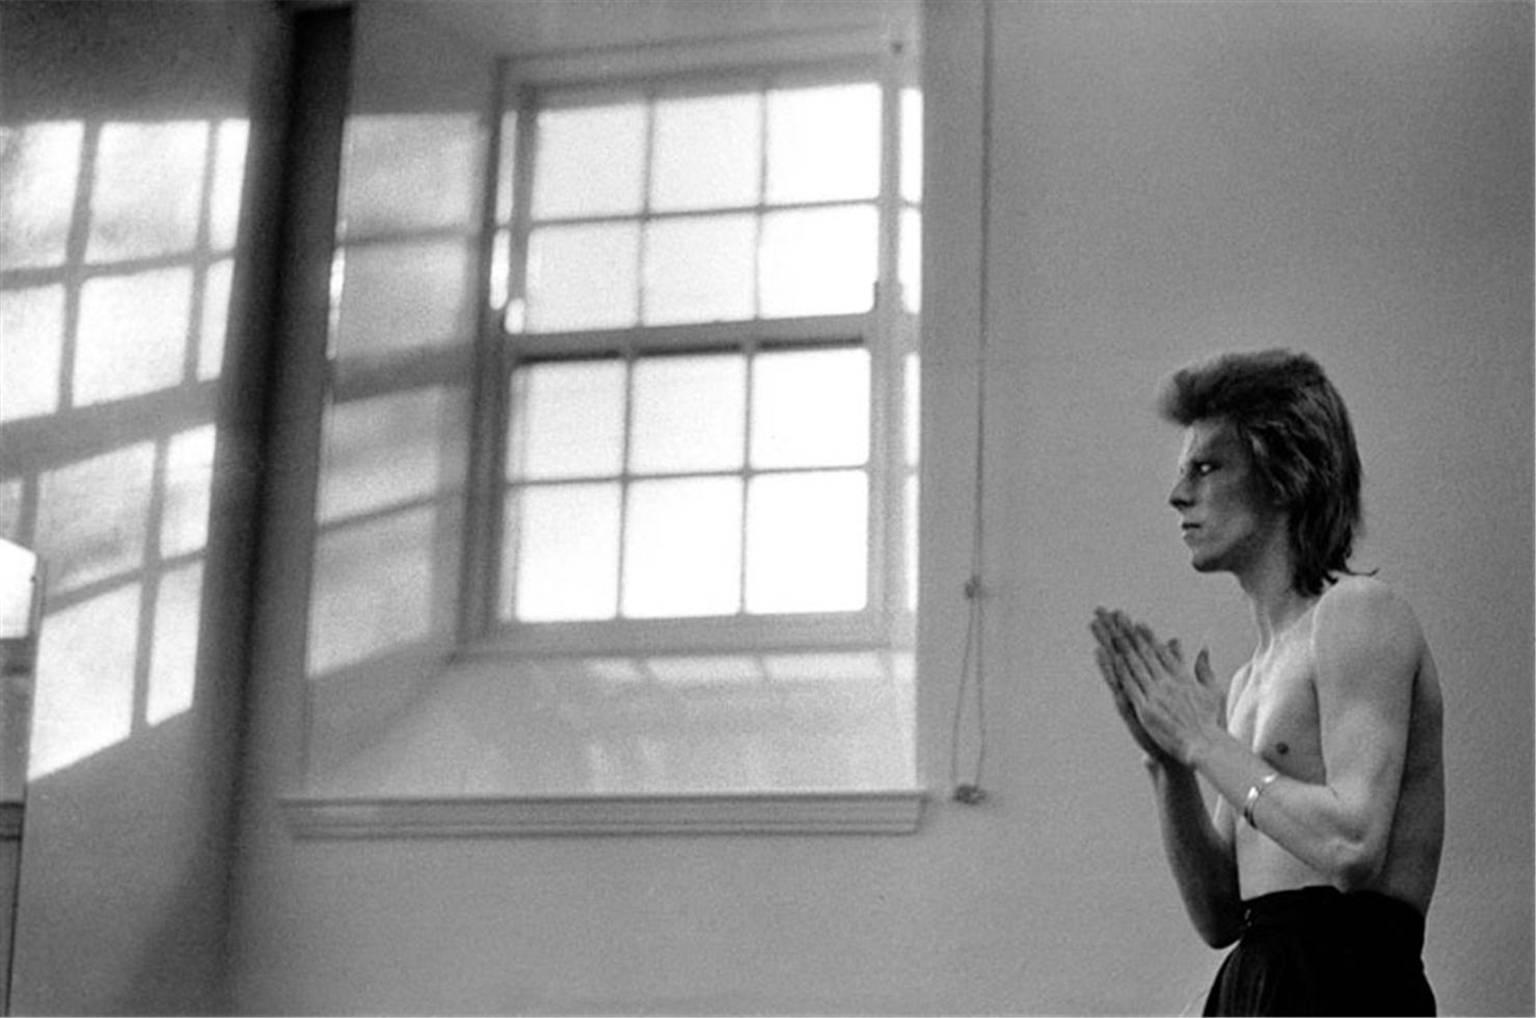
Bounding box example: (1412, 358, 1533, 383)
(1170, 419, 1278, 576)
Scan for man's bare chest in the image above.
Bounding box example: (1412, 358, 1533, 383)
(1228, 643, 1325, 777)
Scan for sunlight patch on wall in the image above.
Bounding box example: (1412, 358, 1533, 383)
(1, 114, 251, 777)
(0, 121, 82, 270)
(148, 562, 202, 726)
(86, 122, 207, 263)
(29, 585, 139, 779)
(306, 650, 917, 797)
(209, 120, 249, 251)
(34, 443, 156, 595)
(0, 284, 65, 422)
(162, 425, 215, 558)
(199, 258, 234, 381)
(74, 267, 193, 406)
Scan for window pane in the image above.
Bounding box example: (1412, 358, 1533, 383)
(759, 205, 877, 317)
(766, 83, 880, 204)
(340, 113, 481, 237)
(746, 471, 867, 614)
(508, 360, 625, 481)
(904, 352, 920, 467)
(490, 228, 511, 311)
(642, 214, 755, 325)
(905, 474, 919, 614)
(496, 111, 518, 225)
(900, 208, 921, 313)
(901, 88, 923, 203)
(526, 223, 639, 332)
(532, 102, 645, 219)
(622, 477, 742, 618)
(309, 508, 437, 675)
(630, 354, 745, 474)
(751, 347, 869, 469)
(334, 237, 475, 356)
(507, 483, 621, 622)
(319, 389, 450, 523)
(651, 92, 761, 212)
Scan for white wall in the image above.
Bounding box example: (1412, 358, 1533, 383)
(967, 4, 1531, 1013)
(230, 2, 1533, 1015)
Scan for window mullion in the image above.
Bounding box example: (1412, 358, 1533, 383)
(738, 344, 756, 616)
(495, 84, 542, 625)
(615, 358, 636, 620)
(506, 85, 539, 332)
(865, 61, 906, 626)
(753, 78, 768, 320)
(462, 62, 516, 639)
(636, 90, 656, 326)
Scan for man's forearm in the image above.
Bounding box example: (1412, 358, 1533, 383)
(1185, 729, 1384, 887)
(1145, 755, 1242, 948)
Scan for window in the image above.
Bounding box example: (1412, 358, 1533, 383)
(289, 25, 926, 832)
(471, 56, 922, 660)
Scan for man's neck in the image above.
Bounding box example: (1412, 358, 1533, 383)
(1236, 532, 1314, 652)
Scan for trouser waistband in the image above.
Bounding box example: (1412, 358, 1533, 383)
(1241, 886, 1426, 956)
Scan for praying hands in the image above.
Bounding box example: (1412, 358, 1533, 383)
(1089, 608, 1226, 768)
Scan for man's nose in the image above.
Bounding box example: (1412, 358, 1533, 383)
(1169, 477, 1193, 510)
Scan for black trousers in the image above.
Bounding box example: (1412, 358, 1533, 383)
(1203, 886, 1436, 1017)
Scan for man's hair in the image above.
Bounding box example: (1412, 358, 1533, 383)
(1157, 349, 1364, 596)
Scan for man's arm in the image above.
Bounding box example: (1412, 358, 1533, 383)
(1093, 612, 1243, 946)
(1144, 754, 1243, 947)
(1127, 581, 1420, 889)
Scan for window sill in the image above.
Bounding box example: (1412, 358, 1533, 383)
(280, 789, 926, 838)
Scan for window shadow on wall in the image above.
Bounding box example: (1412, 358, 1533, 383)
(1, 114, 247, 782)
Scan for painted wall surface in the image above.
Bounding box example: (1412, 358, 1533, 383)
(228, 2, 1532, 1015)
(0, 1, 285, 1012)
(967, 3, 1533, 1014)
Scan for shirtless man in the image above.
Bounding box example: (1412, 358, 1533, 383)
(1089, 350, 1445, 1016)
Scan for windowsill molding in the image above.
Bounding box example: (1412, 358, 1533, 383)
(280, 788, 926, 838)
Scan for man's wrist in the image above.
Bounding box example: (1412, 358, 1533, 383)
(1180, 728, 1223, 771)
(1141, 751, 1185, 776)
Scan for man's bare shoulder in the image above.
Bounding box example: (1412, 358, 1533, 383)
(1312, 576, 1426, 685)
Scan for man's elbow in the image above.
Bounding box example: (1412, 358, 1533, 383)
(1198, 922, 1241, 950)
(1194, 911, 1243, 949)
(1327, 831, 1387, 891)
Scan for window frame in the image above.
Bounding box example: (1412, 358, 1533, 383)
(459, 33, 922, 662)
